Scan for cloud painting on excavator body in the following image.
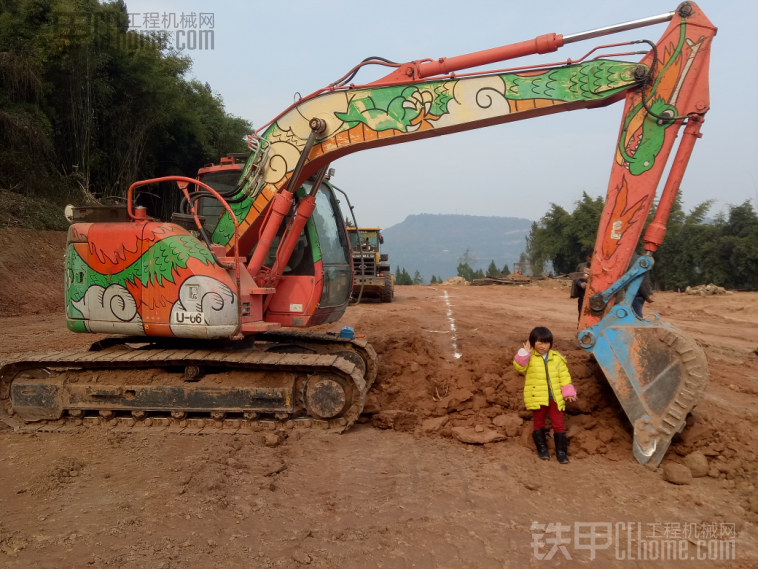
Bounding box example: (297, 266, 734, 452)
(211, 60, 642, 247)
(169, 275, 237, 338)
(72, 284, 144, 334)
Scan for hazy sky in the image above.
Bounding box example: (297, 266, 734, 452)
(127, 0, 758, 228)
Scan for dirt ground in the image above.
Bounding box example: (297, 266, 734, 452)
(1, 230, 758, 568)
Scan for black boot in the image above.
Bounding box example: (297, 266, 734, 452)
(532, 429, 550, 460)
(555, 432, 569, 464)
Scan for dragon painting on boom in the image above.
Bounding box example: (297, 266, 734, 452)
(1, 3, 716, 466)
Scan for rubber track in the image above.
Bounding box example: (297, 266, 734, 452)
(0, 347, 368, 435)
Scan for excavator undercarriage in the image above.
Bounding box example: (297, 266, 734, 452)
(1, 332, 377, 434)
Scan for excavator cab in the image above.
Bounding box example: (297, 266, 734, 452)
(261, 181, 354, 324)
(196, 154, 248, 233)
(193, 155, 354, 327)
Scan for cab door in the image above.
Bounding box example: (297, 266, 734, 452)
(311, 184, 352, 308)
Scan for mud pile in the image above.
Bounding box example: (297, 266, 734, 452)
(363, 326, 757, 483)
(364, 327, 639, 460)
(30, 457, 86, 495)
(685, 284, 733, 296)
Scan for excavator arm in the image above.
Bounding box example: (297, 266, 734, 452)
(210, 1, 714, 465)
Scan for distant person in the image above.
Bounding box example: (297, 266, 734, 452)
(570, 253, 592, 319)
(626, 253, 654, 318)
(548, 270, 554, 278)
(513, 327, 578, 464)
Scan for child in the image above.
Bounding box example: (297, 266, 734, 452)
(513, 327, 577, 464)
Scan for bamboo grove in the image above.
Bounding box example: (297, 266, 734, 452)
(0, 0, 250, 218)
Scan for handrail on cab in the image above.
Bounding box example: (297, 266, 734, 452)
(126, 175, 242, 338)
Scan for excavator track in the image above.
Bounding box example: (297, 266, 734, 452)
(89, 331, 378, 389)
(0, 333, 378, 436)
(258, 331, 378, 388)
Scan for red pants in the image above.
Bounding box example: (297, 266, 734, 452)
(532, 399, 565, 433)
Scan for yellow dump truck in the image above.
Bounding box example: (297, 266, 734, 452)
(347, 227, 394, 302)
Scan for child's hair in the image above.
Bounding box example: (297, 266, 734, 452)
(529, 327, 553, 348)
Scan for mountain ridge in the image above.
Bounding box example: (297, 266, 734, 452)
(380, 213, 531, 282)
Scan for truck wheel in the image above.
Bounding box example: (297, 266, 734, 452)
(381, 273, 394, 303)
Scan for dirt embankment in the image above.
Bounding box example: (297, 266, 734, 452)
(338, 285, 758, 529)
(0, 229, 68, 317)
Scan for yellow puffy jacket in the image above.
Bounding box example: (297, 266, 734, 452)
(513, 349, 573, 411)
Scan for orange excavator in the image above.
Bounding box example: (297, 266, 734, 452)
(1, 3, 715, 465)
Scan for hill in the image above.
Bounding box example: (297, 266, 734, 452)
(380, 214, 532, 282)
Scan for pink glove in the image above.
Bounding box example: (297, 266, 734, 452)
(561, 384, 577, 398)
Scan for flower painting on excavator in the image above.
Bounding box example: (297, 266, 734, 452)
(211, 60, 643, 248)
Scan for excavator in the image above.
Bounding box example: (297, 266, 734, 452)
(1, 2, 714, 466)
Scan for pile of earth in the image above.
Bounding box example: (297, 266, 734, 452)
(442, 276, 469, 286)
(685, 283, 734, 296)
(361, 326, 758, 505)
(364, 328, 636, 460)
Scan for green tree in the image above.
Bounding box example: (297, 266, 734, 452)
(395, 267, 413, 285)
(456, 262, 474, 281)
(525, 192, 605, 274)
(412, 270, 424, 285)
(430, 275, 438, 284)
(650, 198, 758, 290)
(718, 201, 758, 289)
(486, 260, 499, 278)
(645, 194, 716, 290)
(456, 248, 477, 281)
(0, 0, 251, 221)
(501, 263, 511, 276)
(524, 187, 758, 290)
